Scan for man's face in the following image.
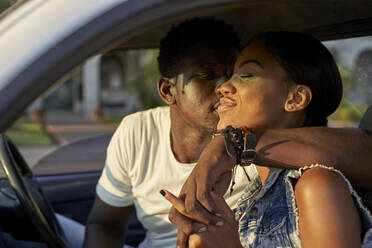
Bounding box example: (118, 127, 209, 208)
(172, 42, 237, 131)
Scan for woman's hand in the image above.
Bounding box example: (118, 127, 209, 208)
(162, 190, 243, 248)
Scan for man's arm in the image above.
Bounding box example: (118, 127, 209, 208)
(256, 127, 372, 189)
(286, 105, 372, 187)
(168, 126, 372, 245)
(182, 126, 372, 215)
(83, 114, 137, 248)
(84, 196, 134, 248)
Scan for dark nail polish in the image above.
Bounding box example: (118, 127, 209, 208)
(160, 190, 166, 196)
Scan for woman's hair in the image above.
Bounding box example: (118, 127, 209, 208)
(251, 31, 343, 126)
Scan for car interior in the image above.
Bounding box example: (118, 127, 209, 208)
(1, 1, 372, 247)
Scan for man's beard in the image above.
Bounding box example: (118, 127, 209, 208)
(204, 101, 220, 132)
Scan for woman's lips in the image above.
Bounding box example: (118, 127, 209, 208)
(217, 97, 236, 112)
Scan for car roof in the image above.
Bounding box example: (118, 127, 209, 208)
(1, 0, 372, 131)
(122, 1, 372, 49)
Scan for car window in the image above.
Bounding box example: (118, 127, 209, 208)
(5, 48, 162, 176)
(325, 35, 372, 127)
(0, 0, 16, 13)
(4, 35, 372, 177)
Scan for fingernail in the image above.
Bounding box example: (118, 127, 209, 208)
(216, 221, 224, 226)
(198, 226, 207, 233)
(215, 213, 222, 217)
(160, 190, 166, 196)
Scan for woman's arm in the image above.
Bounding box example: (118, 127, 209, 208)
(295, 167, 361, 248)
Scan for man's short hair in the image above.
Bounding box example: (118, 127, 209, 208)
(157, 17, 240, 78)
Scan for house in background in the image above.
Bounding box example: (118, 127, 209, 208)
(31, 49, 161, 120)
(80, 52, 143, 120)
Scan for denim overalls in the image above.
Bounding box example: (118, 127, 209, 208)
(234, 164, 372, 247)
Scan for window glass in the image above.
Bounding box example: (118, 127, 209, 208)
(4, 35, 372, 177)
(325, 36, 372, 127)
(5, 49, 161, 176)
(0, 0, 17, 13)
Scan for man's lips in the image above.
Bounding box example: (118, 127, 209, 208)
(217, 97, 236, 112)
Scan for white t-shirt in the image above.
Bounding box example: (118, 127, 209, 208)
(97, 106, 249, 248)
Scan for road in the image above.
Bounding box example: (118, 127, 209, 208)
(19, 111, 118, 169)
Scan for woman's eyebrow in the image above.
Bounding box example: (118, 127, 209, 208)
(238, 60, 264, 69)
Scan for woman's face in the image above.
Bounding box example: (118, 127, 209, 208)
(216, 39, 293, 132)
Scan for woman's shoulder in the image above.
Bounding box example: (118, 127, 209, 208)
(295, 167, 349, 195)
(294, 166, 353, 208)
(294, 166, 363, 247)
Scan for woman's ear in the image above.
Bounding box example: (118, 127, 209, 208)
(284, 85, 312, 112)
(157, 77, 176, 105)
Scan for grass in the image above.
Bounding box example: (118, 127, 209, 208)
(96, 115, 124, 124)
(6, 119, 52, 146)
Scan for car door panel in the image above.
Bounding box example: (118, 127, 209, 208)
(36, 172, 100, 224)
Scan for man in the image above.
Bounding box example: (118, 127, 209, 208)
(84, 18, 247, 248)
(85, 18, 372, 248)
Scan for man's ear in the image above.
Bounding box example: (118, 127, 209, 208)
(284, 85, 312, 112)
(157, 77, 176, 105)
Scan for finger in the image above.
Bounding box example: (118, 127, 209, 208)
(184, 195, 221, 226)
(210, 191, 235, 220)
(188, 233, 203, 248)
(163, 189, 222, 226)
(176, 231, 188, 248)
(169, 207, 207, 234)
(161, 189, 187, 214)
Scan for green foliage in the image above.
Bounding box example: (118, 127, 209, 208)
(97, 115, 124, 124)
(330, 99, 368, 122)
(329, 65, 370, 122)
(6, 118, 52, 146)
(126, 50, 164, 109)
(0, 0, 14, 13)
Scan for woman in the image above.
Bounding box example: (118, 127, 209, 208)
(162, 31, 372, 247)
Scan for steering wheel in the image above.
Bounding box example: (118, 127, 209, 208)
(0, 134, 68, 248)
